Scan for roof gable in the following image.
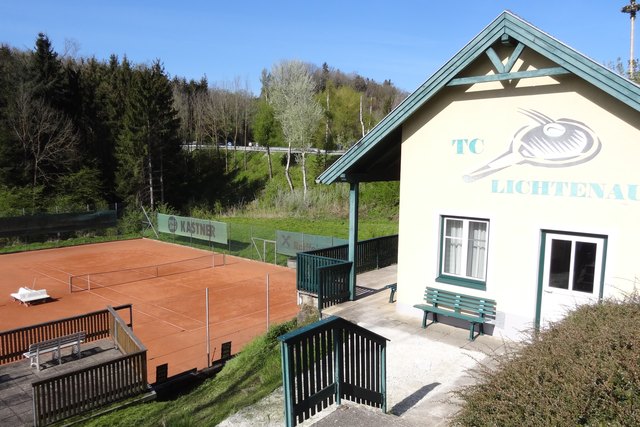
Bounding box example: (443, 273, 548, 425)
(317, 11, 640, 185)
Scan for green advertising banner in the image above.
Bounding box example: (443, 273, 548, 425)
(158, 213, 228, 244)
(276, 230, 347, 257)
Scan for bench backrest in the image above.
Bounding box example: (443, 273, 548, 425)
(28, 331, 86, 352)
(425, 287, 496, 319)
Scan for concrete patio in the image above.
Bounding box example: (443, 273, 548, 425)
(220, 265, 508, 426)
(0, 339, 122, 426)
(316, 265, 506, 426)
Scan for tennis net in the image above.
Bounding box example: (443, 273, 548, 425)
(69, 253, 224, 292)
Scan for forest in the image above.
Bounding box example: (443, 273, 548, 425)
(0, 34, 407, 217)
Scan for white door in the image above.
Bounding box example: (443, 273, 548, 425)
(539, 233, 605, 328)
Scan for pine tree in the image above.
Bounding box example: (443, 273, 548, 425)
(115, 60, 180, 209)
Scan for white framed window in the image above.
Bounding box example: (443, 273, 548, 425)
(437, 216, 489, 290)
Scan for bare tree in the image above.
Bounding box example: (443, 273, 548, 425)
(268, 60, 322, 196)
(10, 87, 78, 188)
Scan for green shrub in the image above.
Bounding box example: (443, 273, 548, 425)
(453, 295, 640, 426)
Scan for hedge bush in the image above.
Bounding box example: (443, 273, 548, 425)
(454, 295, 640, 426)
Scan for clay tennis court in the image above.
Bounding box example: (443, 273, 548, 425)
(0, 239, 298, 382)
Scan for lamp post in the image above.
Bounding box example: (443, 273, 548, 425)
(622, 0, 640, 78)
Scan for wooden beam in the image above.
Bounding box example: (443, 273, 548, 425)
(447, 66, 569, 86)
(348, 182, 359, 301)
(485, 47, 505, 73)
(503, 42, 525, 73)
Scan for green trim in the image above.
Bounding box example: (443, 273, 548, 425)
(447, 67, 569, 86)
(503, 42, 525, 72)
(348, 182, 359, 301)
(485, 47, 504, 73)
(437, 215, 489, 291)
(534, 231, 547, 330)
(599, 237, 608, 300)
(316, 11, 640, 186)
(436, 275, 486, 291)
(535, 230, 609, 330)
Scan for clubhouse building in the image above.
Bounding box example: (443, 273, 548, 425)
(317, 11, 640, 339)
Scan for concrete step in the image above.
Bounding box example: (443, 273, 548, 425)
(311, 404, 413, 427)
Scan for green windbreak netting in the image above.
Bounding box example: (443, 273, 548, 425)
(0, 210, 117, 237)
(276, 230, 347, 256)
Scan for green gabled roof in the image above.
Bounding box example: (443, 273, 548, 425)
(316, 10, 640, 185)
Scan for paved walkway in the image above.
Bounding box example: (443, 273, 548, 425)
(318, 265, 506, 426)
(220, 265, 507, 426)
(0, 339, 122, 426)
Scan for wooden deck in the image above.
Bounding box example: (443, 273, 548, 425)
(0, 339, 121, 426)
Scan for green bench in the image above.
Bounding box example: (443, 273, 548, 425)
(387, 283, 397, 303)
(414, 287, 496, 341)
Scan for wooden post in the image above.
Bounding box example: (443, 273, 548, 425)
(348, 181, 359, 300)
(334, 324, 343, 405)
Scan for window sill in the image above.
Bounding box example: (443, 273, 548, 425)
(436, 275, 486, 291)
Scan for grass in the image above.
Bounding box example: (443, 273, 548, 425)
(453, 294, 640, 426)
(82, 319, 301, 427)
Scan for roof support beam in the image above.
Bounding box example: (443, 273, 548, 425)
(348, 181, 359, 301)
(485, 47, 505, 73)
(447, 66, 569, 86)
(503, 42, 525, 73)
(486, 42, 525, 74)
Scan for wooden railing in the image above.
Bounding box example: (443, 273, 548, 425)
(278, 316, 388, 427)
(32, 352, 147, 426)
(0, 304, 132, 365)
(108, 306, 146, 355)
(355, 234, 398, 273)
(297, 234, 398, 296)
(317, 262, 352, 311)
(31, 305, 147, 426)
(297, 254, 346, 294)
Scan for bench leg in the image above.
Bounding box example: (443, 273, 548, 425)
(422, 311, 439, 329)
(388, 287, 396, 303)
(469, 323, 481, 341)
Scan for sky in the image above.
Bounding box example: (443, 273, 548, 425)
(1, 1, 636, 94)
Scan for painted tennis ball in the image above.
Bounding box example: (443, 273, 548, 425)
(543, 122, 566, 138)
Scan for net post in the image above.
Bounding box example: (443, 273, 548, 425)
(206, 287, 211, 368)
(68, 275, 72, 293)
(88, 275, 91, 291)
(266, 274, 270, 331)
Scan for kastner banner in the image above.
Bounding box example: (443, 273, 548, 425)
(157, 213, 228, 244)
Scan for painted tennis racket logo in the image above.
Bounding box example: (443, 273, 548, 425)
(463, 109, 602, 182)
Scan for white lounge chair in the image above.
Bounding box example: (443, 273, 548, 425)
(11, 287, 50, 305)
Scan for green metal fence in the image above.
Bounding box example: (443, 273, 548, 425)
(278, 316, 388, 427)
(317, 261, 352, 311)
(296, 235, 398, 297)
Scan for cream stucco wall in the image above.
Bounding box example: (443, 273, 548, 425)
(395, 67, 640, 339)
